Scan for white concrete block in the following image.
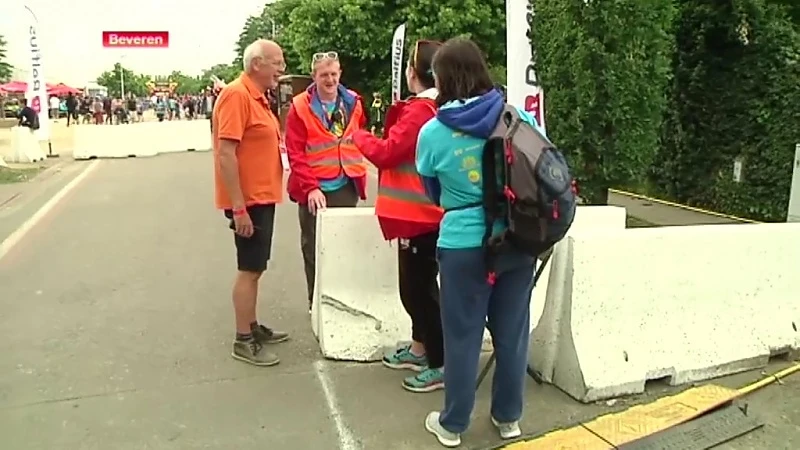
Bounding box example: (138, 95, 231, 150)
(314, 205, 628, 362)
(529, 205, 627, 364)
(73, 120, 211, 160)
(2, 127, 46, 163)
(313, 207, 409, 361)
(532, 223, 800, 402)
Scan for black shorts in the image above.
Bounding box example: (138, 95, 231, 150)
(224, 204, 276, 273)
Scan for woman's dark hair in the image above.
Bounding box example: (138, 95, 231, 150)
(409, 40, 441, 90)
(432, 37, 494, 107)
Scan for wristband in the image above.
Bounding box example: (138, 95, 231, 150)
(232, 207, 247, 217)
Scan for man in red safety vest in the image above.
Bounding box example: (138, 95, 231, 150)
(284, 51, 368, 311)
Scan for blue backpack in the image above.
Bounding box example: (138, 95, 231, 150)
(480, 105, 577, 281)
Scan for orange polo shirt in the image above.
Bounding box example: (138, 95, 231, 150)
(213, 73, 283, 209)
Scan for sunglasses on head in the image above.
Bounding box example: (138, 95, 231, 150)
(312, 51, 339, 64)
(413, 40, 442, 74)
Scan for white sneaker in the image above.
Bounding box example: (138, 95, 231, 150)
(491, 416, 522, 439)
(424, 411, 461, 447)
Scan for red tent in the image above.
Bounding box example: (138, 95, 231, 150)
(0, 81, 28, 93)
(49, 83, 81, 95)
(0, 81, 73, 95)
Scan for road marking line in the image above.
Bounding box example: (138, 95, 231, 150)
(0, 160, 101, 261)
(313, 360, 361, 450)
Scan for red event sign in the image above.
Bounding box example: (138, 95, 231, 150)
(524, 93, 542, 128)
(30, 96, 41, 114)
(102, 31, 169, 48)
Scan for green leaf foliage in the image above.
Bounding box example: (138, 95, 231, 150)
(276, 0, 402, 96)
(239, 0, 506, 98)
(0, 34, 13, 83)
(652, 0, 800, 221)
(96, 63, 150, 98)
(533, 0, 677, 204)
(200, 63, 240, 86)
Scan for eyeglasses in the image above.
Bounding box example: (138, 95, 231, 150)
(413, 40, 442, 74)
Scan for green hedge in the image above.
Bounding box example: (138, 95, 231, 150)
(652, 0, 800, 221)
(533, 0, 800, 219)
(532, 0, 676, 204)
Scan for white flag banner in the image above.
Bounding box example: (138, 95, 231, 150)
(507, 0, 545, 132)
(24, 6, 50, 142)
(390, 23, 406, 104)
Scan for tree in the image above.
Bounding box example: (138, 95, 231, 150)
(96, 63, 149, 98)
(768, 0, 800, 26)
(200, 63, 239, 85)
(233, 15, 273, 71)
(533, 0, 676, 204)
(0, 34, 13, 82)
(233, 3, 301, 72)
(653, 0, 800, 221)
(232, 0, 507, 99)
(276, 0, 402, 96)
(403, 0, 507, 83)
(167, 70, 207, 95)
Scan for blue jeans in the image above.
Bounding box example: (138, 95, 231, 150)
(437, 247, 535, 433)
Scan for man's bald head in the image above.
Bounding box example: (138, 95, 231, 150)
(242, 39, 286, 90)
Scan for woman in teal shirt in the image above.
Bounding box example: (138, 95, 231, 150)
(416, 38, 538, 448)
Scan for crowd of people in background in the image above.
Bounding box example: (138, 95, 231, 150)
(44, 90, 217, 127)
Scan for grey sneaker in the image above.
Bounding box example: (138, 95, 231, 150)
(491, 416, 522, 439)
(232, 339, 280, 366)
(424, 411, 461, 448)
(252, 324, 290, 344)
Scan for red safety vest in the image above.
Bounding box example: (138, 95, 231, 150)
(292, 91, 367, 180)
(374, 98, 442, 224)
(376, 161, 443, 224)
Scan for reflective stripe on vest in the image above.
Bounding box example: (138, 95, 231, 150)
(376, 161, 443, 223)
(292, 92, 367, 180)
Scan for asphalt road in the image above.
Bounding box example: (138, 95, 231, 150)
(0, 152, 798, 450)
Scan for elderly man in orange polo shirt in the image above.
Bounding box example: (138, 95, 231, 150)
(213, 39, 288, 367)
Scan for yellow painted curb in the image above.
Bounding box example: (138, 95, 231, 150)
(500, 362, 800, 449)
(608, 188, 762, 224)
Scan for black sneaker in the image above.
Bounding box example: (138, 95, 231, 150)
(252, 324, 290, 344)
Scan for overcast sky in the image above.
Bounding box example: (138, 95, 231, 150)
(0, 0, 269, 87)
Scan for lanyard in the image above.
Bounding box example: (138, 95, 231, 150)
(321, 96, 345, 132)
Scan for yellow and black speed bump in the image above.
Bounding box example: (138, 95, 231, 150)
(488, 384, 744, 450)
(619, 401, 763, 449)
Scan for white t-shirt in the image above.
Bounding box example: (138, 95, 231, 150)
(49, 96, 60, 109)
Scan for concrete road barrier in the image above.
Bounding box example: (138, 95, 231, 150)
(73, 120, 212, 160)
(1, 127, 46, 163)
(532, 222, 800, 403)
(313, 205, 627, 361)
(312, 208, 406, 361)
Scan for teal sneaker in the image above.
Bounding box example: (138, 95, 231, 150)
(403, 367, 445, 393)
(382, 345, 427, 371)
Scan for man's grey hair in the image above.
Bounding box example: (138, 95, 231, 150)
(242, 40, 267, 72)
